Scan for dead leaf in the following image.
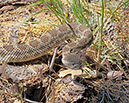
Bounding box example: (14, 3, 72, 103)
(58, 67, 97, 79)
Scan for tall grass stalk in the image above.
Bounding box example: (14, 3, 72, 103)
(97, 0, 105, 62)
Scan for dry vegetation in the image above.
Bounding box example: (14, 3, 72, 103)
(0, 0, 129, 103)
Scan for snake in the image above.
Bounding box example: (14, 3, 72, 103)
(0, 22, 93, 69)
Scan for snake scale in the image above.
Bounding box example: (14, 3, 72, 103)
(0, 22, 93, 69)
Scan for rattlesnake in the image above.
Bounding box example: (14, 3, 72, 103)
(0, 22, 93, 69)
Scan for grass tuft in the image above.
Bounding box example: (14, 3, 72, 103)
(26, 0, 128, 70)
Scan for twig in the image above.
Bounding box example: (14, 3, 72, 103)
(49, 47, 58, 71)
(24, 98, 43, 103)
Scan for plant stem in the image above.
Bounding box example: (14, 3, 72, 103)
(97, 0, 105, 62)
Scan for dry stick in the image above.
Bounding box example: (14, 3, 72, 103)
(49, 47, 58, 71)
(24, 98, 43, 103)
(117, 64, 129, 80)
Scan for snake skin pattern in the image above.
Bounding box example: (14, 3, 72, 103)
(0, 22, 93, 69)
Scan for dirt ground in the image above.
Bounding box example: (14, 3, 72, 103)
(0, 0, 129, 103)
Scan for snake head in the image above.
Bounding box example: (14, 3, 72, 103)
(62, 53, 82, 70)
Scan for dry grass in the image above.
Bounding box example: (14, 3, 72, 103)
(0, 0, 129, 102)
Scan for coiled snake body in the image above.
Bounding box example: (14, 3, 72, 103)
(0, 22, 93, 69)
